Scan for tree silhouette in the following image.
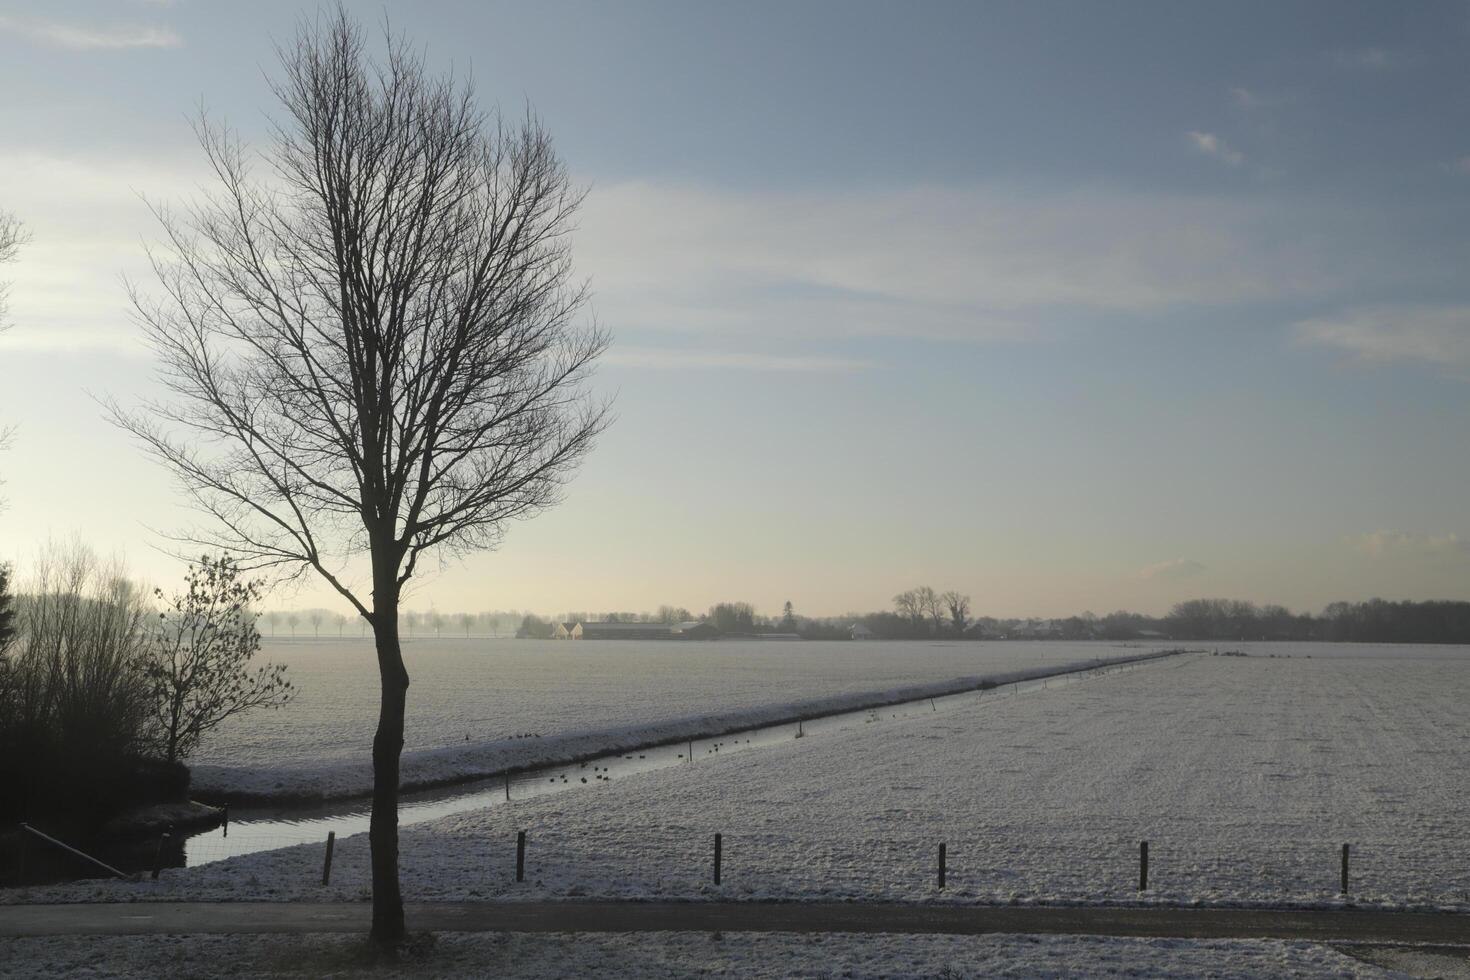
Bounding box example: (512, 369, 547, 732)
(111, 10, 607, 942)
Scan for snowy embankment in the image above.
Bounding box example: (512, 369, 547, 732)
(16, 648, 1470, 913)
(0, 931, 1399, 980)
(191, 640, 1170, 801)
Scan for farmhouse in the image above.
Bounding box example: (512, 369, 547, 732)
(850, 624, 877, 640)
(551, 621, 582, 640)
(571, 621, 674, 640)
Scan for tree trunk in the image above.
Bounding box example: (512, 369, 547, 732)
(369, 592, 409, 944)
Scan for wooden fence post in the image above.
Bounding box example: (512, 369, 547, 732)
(516, 830, 526, 882)
(504, 772, 511, 802)
(221, 805, 229, 838)
(713, 833, 723, 885)
(937, 842, 947, 890)
(1341, 843, 1349, 896)
(321, 831, 335, 886)
(1138, 840, 1149, 892)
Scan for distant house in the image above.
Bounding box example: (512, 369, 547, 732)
(672, 621, 720, 640)
(579, 621, 680, 640)
(551, 622, 582, 640)
(850, 624, 877, 640)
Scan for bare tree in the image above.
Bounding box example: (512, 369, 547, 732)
(111, 10, 607, 942)
(143, 556, 293, 763)
(893, 589, 923, 628)
(916, 586, 944, 634)
(941, 591, 970, 634)
(0, 211, 28, 496)
(0, 210, 25, 333)
(309, 609, 323, 638)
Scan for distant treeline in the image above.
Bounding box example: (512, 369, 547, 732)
(263, 596, 1470, 645)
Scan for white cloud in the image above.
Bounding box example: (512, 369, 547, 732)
(603, 347, 870, 373)
(1331, 48, 1412, 71)
(0, 152, 1398, 363)
(1351, 531, 1470, 560)
(578, 180, 1346, 347)
(1139, 558, 1206, 581)
(1186, 131, 1245, 167)
(0, 14, 181, 50)
(1228, 88, 1259, 109)
(1294, 306, 1470, 375)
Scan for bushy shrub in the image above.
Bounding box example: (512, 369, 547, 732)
(0, 547, 156, 827)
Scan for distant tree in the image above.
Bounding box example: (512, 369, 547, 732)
(310, 609, 323, 638)
(893, 590, 923, 628)
(708, 602, 757, 634)
(286, 612, 298, 637)
(517, 613, 553, 639)
(459, 612, 474, 637)
(336, 612, 348, 637)
(427, 611, 444, 637)
(941, 591, 970, 634)
(0, 564, 15, 653)
(142, 556, 294, 764)
(262, 610, 280, 637)
(405, 610, 421, 637)
(654, 605, 693, 624)
(780, 600, 796, 631)
(917, 586, 944, 634)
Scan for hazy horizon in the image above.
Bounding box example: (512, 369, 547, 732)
(3, 0, 1469, 619)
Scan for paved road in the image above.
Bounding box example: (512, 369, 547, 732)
(4, 901, 1470, 944)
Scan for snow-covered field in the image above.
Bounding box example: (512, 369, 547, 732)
(191, 638, 1157, 799)
(17, 647, 1470, 911)
(0, 931, 1404, 979)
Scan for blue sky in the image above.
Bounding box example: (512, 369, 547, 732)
(1, 0, 1469, 617)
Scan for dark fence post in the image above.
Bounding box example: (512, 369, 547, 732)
(151, 831, 170, 881)
(1138, 840, 1149, 892)
(221, 805, 229, 838)
(321, 831, 335, 886)
(516, 830, 526, 882)
(688, 738, 694, 761)
(937, 842, 947, 890)
(504, 772, 511, 802)
(1341, 843, 1349, 896)
(713, 833, 723, 885)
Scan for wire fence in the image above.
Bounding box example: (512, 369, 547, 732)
(104, 825, 1470, 910)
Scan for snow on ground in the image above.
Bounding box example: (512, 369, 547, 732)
(191, 638, 1159, 799)
(15, 649, 1470, 910)
(0, 931, 1405, 979)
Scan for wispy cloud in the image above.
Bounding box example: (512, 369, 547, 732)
(1139, 558, 1206, 581)
(1294, 306, 1470, 376)
(1351, 531, 1470, 560)
(1330, 47, 1412, 71)
(579, 180, 1350, 349)
(1448, 156, 1470, 176)
(603, 347, 870, 373)
(1228, 87, 1260, 110)
(1186, 131, 1245, 167)
(0, 14, 181, 50)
